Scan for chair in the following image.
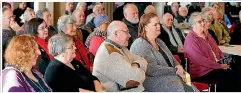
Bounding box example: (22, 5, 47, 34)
(173, 54, 210, 92)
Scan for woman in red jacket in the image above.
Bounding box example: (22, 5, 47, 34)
(57, 15, 93, 72)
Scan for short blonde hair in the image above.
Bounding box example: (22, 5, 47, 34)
(5, 35, 39, 72)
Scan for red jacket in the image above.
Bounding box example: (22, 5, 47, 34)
(74, 38, 93, 71)
(89, 36, 105, 56)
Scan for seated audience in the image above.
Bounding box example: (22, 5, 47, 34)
(2, 8, 24, 69)
(93, 21, 147, 92)
(122, 3, 139, 48)
(36, 8, 57, 37)
(184, 12, 237, 92)
(230, 10, 241, 45)
(174, 6, 189, 29)
(213, 10, 230, 33)
(203, 14, 219, 44)
(130, 13, 198, 92)
(44, 34, 102, 92)
(158, 13, 186, 67)
(57, 15, 93, 71)
(65, 2, 74, 15)
(85, 14, 110, 56)
(2, 35, 52, 92)
(22, 8, 35, 32)
(13, 2, 27, 26)
(202, 7, 231, 45)
(25, 18, 53, 75)
(144, 5, 156, 14)
(72, 9, 92, 43)
(212, 3, 231, 26)
(86, 4, 104, 30)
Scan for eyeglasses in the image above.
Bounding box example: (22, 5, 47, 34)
(66, 43, 76, 50)
(38, 26, 48, 31)
(116, 30, 129, 34)
(196, 19, 205, 24)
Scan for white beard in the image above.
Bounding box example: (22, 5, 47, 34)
(128, 18, 139, 24)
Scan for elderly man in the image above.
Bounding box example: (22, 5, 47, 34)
(72, 9, 92, 43)
(93, 21, 147, 92)
(85, 4, 104, 25)
(158, 13, 185, 67)
(2, 8, 24, 69)
(202, 7, 230, 45)
(144, 5, 156, 14)
(174, 6, 189, 29)
(122, 3, 139, 48)
(57, 15, 93, 72)
(36, 8, 57, 37)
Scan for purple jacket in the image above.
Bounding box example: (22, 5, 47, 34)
(2, 67, 51, 92)
(184, 30, 224, 79)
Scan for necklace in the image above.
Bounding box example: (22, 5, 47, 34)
(29, 78, 46, 92)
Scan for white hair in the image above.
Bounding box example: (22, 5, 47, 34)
(178, 6, 188, 12)
(76, 2, 86, 10)
(93, 4, 103, 13)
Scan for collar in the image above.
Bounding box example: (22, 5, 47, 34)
(105, 38, 122, 49)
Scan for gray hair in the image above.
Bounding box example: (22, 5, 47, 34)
(23, 8, 35, 22)
(76, 2, 86, 10)
(203, 14, 211, 21)
(57, 15, 76, 34)
(36, 8, 49, 18)
(48, 34, 74, 56)
(201, 7, 212, 14)
(179, 6, 188, 12)
(189, 12, 202, 28)
(93, 4, 103, 13)
(123, 3, 137, 15)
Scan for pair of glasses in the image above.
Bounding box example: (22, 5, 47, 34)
(66, 43, 76, 50)
(196, 19, 205, 24)
(38, 26, 48, 30)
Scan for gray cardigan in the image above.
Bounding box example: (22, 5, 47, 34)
(130, 37, 198, 92)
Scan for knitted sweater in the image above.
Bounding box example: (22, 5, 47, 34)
(92, 39, 147, 92)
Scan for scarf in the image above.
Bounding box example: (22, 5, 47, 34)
(36, 37, 53, 60)
(162, 25, 184, 48)
(74, 37, 93, 71)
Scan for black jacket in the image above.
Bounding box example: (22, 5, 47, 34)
(122, 18, 139, 48)
(44, 58, 98, 92)
(158, 25, 185, 54)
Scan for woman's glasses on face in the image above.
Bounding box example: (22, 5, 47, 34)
(38, 26, 48, 31)
(196, 19, 205, 24)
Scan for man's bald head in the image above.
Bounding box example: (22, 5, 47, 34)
(107, 21, 127, 37)
(144, 5, 156, 14)
(178, 6, 188, 17)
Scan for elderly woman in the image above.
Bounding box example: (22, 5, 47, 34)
(184, 12, 236, 92)
(2, 35, 52, 92)
(36, 8, 57, 37)
(130, 13, 198, 92)
(72, 9, 92, 43)
(57, 15, 93, 71)
(25, 18, 53, 75)
(230, 10, 241, 45)
(21, 8, 35, 31)
(203, 14, 219, 44)
(85, 14, 110, 56)
(44, 34, 102, 92)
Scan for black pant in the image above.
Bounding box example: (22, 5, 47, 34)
(192, 69, 238, 92)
